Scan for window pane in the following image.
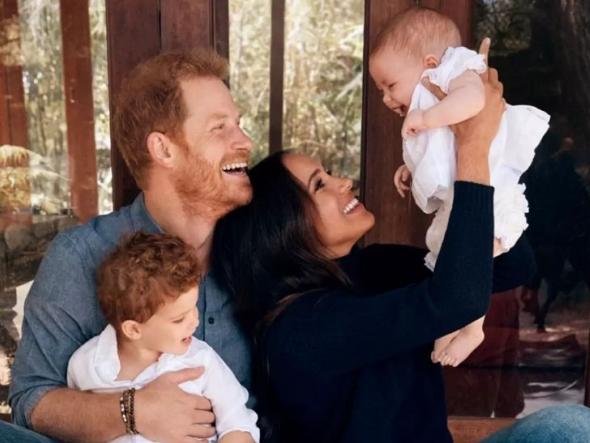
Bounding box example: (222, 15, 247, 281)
(0, 0, 109, 413)
(283, 0, 364, 181)
(19, 0, 69, 215)
(89, 0, 111, 215)
(229, 0, 271, 165)
(444, 0, 590, 418)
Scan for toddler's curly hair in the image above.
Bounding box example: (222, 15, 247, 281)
(98, 232, 200, 327)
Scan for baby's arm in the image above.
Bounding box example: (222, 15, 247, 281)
(424, 70, 485, 128)
(402, 70, 486, 138)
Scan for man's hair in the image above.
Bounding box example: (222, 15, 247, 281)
(98, 232, 200, 327)
(112, 49, 229, 188)
(371, 7, 462, 59)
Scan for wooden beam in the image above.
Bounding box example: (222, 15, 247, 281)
(448, 417, 515, 443)
(0, 0, 27, 147)
(160, 0, 212, 51)
(361, 0, 474, 247)
(60, 0, 98, 222)
(106, 0, 160, 209)
(213, 0, 230, 60)
(269, 0, 285, 153)
(420, 0, 474, 47)
(361, 0, 430, 247)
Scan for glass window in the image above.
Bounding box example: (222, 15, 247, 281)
(283, 0, 364, 180)
(229, 0, 364, 180)
(89, 0, 111, 215)
(0, 0, 109, 412)
(229, 0, 272, 165)
(444, 0, 590, 418)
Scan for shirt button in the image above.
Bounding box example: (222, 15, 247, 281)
(208, 317, 215, 325)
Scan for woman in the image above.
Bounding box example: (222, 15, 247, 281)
(211, 57, 587, 442)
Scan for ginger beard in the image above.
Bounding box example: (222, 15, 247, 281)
(172, 143, 252, 220)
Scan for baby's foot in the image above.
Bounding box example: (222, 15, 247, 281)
(437, 329, 485, 367)
(431, 333, 457, 364)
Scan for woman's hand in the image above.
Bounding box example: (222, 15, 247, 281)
(421, 38, 505, 185)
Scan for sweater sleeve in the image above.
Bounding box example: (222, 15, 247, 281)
(266, 181, 494, 376)
(357, 227, 535, 294)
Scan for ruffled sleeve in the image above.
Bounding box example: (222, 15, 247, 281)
(424, 46, 487, 93)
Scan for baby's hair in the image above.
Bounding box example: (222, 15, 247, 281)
(98, 232, 200, 327)
(371, 6, 461, 59)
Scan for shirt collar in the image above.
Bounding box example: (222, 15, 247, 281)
(129, 193, 163, 234)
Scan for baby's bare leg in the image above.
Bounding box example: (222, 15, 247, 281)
(432, 331, 460, 363)
(438, 316, 485, 367)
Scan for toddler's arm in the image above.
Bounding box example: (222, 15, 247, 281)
(402, 70, 485, 138)
(202, 348, 260, 443)
(424, 70, 485, 128)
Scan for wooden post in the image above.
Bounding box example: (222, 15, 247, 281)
(269, 0, 285, 153)
(106, 0, 230, 209)
(60, 0, 98, 222)
(421, 0, 474, 47)
(361, 0, 429, 247)
(213, 0, 229, 60)
(361, 0, 474, 248)
(0, 0, 27, 147)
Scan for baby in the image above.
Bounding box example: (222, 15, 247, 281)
(369, 7, 549, 367)
(67, 232, 259, 443)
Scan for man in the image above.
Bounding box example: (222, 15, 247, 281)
(7, 49, 251, 442)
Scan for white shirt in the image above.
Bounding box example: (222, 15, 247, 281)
(67, 325, 260, 443)
(404, 46, 550, 269)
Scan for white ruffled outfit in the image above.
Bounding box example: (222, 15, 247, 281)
(67, 325, 260, 443)
(403, 46, 550, 270)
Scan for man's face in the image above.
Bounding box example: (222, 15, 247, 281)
(171, 77, 253, 219)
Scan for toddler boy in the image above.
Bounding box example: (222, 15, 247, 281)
(67, 232, 259, 443)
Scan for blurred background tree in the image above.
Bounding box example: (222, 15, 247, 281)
(230, 0, 364, 180)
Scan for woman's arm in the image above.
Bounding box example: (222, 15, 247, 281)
(361, 235, 534, 295)
(266, 39, 506, 376)
(266, 181, 494, 376)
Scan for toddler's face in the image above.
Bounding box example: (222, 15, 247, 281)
(369, 47, 425, 116)
(139, 286, 200, 355)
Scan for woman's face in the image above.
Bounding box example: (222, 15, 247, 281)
(283, 153, 375, 258)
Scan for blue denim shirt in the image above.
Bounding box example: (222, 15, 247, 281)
(8, 194, 252, 428)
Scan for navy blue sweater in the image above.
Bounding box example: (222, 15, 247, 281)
(262, 182, 535, 442)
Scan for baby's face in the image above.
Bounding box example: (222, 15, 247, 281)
(369, 46, 425, 116)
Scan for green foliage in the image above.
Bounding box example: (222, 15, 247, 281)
(15, 0, 111, 215)
(283, 0, 364, 180)
(18, 0, 67, 205)
(229, 0, 272, 165)
(89, 0, 112, 214)
(230, 0, 364, 180)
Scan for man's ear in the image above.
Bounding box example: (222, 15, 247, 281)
(423, 54, 439, 69)
(146, 132, 174, 168)
(120, 320, 143, 341)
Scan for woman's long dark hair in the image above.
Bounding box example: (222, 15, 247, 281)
(211, 151, 352, 440)
(211, 150, 350, 336)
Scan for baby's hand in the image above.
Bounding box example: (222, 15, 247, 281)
(394, 164, 411, 198)
(401, 109, 427, 138)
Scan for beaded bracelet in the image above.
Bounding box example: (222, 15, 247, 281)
(119, 388, 139, 435)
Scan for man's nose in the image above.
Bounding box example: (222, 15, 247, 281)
(235, 127, 253, 152)
(339, 178, 353, 192)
